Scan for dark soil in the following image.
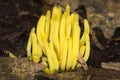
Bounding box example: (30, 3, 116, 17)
(0, 0, 120, 80)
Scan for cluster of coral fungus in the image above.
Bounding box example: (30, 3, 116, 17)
(27, 5, 90, 73)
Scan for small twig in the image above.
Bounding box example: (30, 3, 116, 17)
(78, 53, 88, 71)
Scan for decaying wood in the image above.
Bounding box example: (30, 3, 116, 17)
(0, 57, 87, 80)
(0, 57, 45, 80)
(101, 62, 120, 71)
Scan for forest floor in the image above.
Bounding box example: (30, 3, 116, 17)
(0, 0, 120, 80)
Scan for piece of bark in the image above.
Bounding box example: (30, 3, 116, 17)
(101, 62, 120, 71)
(0, 57, 45, 80)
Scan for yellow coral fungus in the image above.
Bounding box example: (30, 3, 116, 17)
(26, 5, 90, 73)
